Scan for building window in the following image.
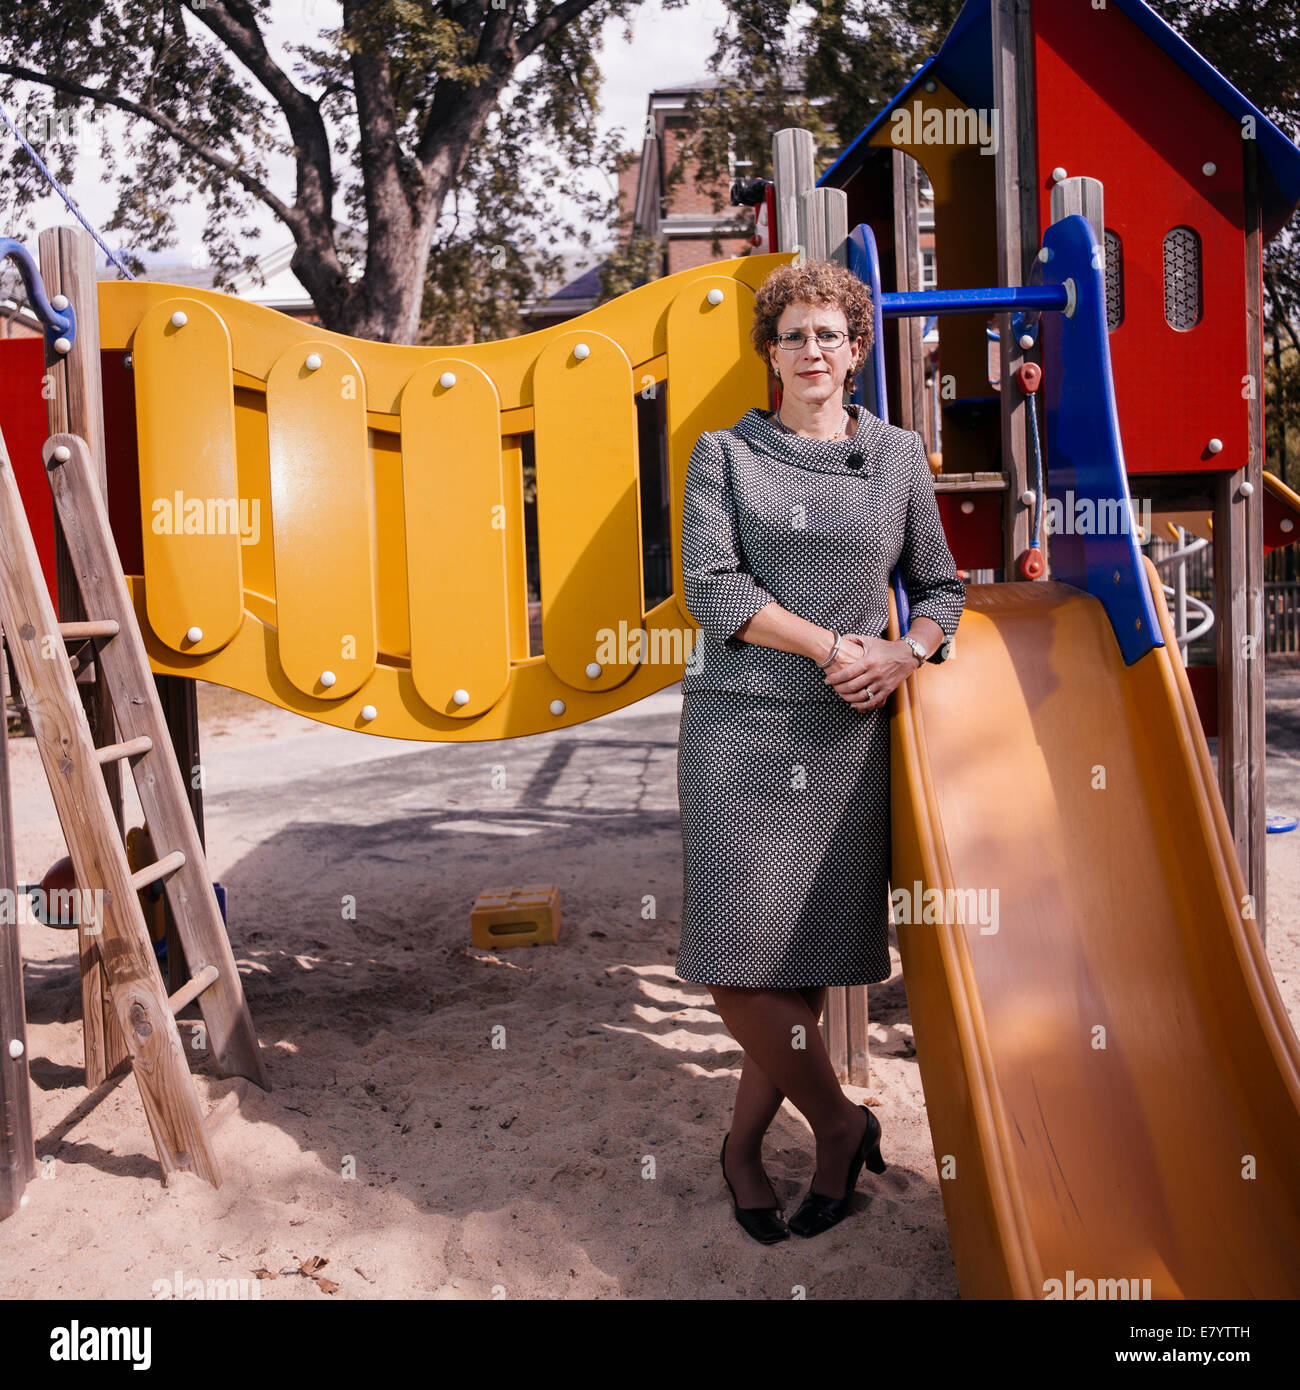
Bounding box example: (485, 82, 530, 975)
(921, 249, 936, 289)
(918, 171, 935, 231)
(1163, 226, 1202, 331)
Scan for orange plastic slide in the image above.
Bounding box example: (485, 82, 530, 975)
(887, 558, 1300, 1298)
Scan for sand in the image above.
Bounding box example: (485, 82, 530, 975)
(2, 660, 1298, 1300)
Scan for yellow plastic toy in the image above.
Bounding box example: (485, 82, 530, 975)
(470, 885, 561, 950)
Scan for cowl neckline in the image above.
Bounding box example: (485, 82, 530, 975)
(730, 402, 886, 476)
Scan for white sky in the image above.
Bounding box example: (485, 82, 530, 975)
(3, 0, 732, 271)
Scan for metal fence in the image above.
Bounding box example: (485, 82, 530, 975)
(1267, 581, 1300, 654)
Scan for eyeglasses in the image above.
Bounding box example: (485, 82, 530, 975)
(774, 330, 850, 350)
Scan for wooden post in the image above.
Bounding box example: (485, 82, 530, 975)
(38, 226, 129, 1086)
(1204, 136, 1267, 941)
(154, 676, 201, 994)
(797, 186, 849, 268)
(991, 0, 1038, 577)
(0, 624, 36, 1220)
(1240, 137, 1268, 939)
(772, 129, 816, 258)
(891, 150, 926, 435)
(774, 130, 870, 1084)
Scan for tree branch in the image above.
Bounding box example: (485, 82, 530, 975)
(342, 0, 413, 248)
(184, 1, 337, 232)
(0, 60, 298, 227)
(412, 3, 517, 175)
(515, 0, 608, 61)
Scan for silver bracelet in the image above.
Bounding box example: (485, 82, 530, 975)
(816, 629, 843, 668)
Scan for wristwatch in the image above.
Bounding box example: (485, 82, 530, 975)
(902, 634, 928, 667)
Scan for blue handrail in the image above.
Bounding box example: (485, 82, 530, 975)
(881, 284, 1069, 318)
(0, 237, 77, 351)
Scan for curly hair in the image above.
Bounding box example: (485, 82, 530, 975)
(751, 259, 875, 393)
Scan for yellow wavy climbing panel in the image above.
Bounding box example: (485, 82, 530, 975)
(99, 253, 790, 741)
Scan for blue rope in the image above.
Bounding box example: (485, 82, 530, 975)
(1025, 383, 1044, 548)
(0, 95, 135, 278)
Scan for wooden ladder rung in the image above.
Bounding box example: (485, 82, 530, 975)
(205, 1089, 243, 1139)
(95, 735, 153, 765)
(167, 964, 219, 1015)
(57, 619, 120, 640)
(130, 849, 187, 893)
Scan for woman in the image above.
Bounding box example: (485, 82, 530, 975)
(675, 258, 964, 1243)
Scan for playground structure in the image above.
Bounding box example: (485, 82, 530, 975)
(2, 0, 1300, 1296)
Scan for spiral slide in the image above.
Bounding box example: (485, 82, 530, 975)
(886, 558, 1300, 1299)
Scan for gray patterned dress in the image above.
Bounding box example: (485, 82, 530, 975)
(674, 403, 965, 988)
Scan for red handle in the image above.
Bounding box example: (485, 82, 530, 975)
(1017, 547, 1046, 580)
(1015, 361, 1042, 395)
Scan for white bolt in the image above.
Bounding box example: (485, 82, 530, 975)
(320, 669, 337, 688)
(360, 704, 378, 721)
(549, 699, 566, 716)
(51, 445, 70, 463)
(185, 626, 203, 643)
(439, 371, 456, 388)
(1202, 161, 1217, 177)
(1019, 333, 1034, 350)
(170, 311, 188, 328)
(53, 337, 70, 354)
(1020, 489, 1035, 506)
(573, 343, 591, 361)
(961, 499, 975, 515)
(1051, 167, 1068, 183)
(1281, 518, 1295, 533)
(922, 79, 937, 93)
(305, 353, 322, 371)
(706, 288, 725, 306)
(51, 294, 69, 311)
(1037, 247, 1052, 263)
(452, 689, 470, 706)
(1207, 438, 1223, 454)
(585, 662, 602, 679)
(8, 1039, 23, 1059)
(1240, 480, 1254, 497)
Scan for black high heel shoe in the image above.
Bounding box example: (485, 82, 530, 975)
(720, 1133, 789, 1244)
(787, 1104, 886, 1238)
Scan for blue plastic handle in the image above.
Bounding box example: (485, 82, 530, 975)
(0, 236, 76, 350)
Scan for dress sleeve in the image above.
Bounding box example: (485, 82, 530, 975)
(680, 430, 777, 650)
(899, 431, 966, 663)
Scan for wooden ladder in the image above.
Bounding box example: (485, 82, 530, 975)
(0, 427, 268, 1188)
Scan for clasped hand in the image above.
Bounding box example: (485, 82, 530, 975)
(822, 634, 914, 712)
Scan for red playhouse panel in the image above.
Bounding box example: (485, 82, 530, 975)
(937, 492, 1003, 571)
(101, 350, 144, 579)
(0, 338, 58, 612)
(1263, 473, 1300, 553)
(1033, 1, 1251, 477)
(1184, 663, 1218, 740)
